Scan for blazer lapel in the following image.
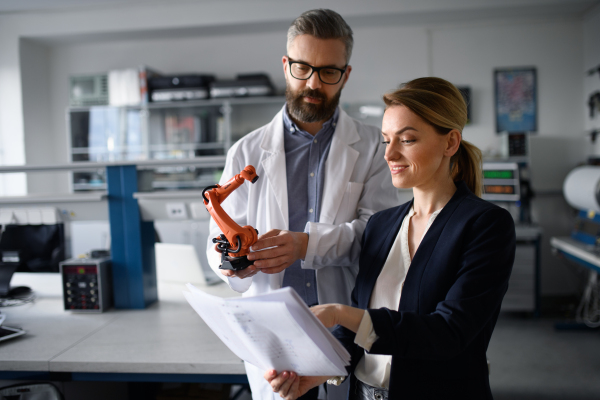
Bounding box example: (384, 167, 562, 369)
(260, 110, 289, 229)
(319, 109, 360, 225)
(360, 202, 413, 308)
(399, 182, 471, 311)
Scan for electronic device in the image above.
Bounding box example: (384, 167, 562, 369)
(155, 243, 221, 286)
(69, 74, 109, 107)
(0, 325, 26, 342)
(0, 223, 66, 299)
(482, 162, 521, 202)
(60, 257, 112, 312)
(0, 312, 26, 343)
(149, 74, 215, 102)
(209, 73, 275, 98)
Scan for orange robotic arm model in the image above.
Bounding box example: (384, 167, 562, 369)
(202, 165, 259, 271)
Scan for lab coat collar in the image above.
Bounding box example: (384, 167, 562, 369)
(259, 108, 288, 228)
(319, 108, 361, 224)
(258, 106, 362, 228)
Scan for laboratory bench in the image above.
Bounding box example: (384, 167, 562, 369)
(0, 275, 247, 385)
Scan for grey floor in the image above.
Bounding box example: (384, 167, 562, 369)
(488, 313, 600, 400)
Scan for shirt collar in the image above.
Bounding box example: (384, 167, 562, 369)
(283, 104, 339, 136)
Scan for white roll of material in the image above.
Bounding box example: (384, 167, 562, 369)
(563, 166, 600, 212)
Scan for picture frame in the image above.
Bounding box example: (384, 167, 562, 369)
(494, 67, 537, 133)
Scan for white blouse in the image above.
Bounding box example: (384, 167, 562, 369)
(353, 205, 442, 389)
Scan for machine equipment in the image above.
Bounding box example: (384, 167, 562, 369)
(551, 165, 600, 327)
(202, 165, 259, 271)
(60, 256, 112, 312)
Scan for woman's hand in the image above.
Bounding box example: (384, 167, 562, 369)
(312, 304, 366, 333)
(264, 369, 328, 400)
(310, 304, 341, 328)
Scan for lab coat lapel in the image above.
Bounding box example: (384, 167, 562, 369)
(260, 110, 289, 229)
(399, 182, 470, 311)
(320, 109, 360, 225)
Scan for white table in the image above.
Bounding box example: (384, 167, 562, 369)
(0, 276, 246, 384)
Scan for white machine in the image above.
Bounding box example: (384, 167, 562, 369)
(550, 166, 600, 328)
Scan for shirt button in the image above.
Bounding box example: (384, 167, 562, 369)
(309, 208, 314, 213)
(306, 282, 311, 287)
(310, 172, 315, 177)
(333, 122, 337, 127)
(291, 128, 295, 132)
(313, 139, 317, 143)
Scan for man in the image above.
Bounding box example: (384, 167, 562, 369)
(206, 9, 397, 400)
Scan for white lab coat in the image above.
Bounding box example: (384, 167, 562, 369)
(206, 107, 397, 399)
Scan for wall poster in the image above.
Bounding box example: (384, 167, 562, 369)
(494, 67, 537, 133)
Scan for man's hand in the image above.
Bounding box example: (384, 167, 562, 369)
(264, 369, 328, 400)
(219, 265, 259, 279)
(247, 230, 309, 274)
(213, 244, 260, 279)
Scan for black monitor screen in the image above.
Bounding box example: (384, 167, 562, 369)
(0, 224, 65, 273)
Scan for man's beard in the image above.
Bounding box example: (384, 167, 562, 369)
(285, 84, 342, 124)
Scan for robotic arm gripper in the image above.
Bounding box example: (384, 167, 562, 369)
(202, 165, 259, 271)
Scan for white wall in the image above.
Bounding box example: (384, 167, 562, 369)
(432, 20, 584, 154)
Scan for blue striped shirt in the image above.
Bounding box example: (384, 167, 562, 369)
(281, 105, 339, 306)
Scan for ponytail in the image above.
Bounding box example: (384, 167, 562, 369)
(451, 140, 482, 197)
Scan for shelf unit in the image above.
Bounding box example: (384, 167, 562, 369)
(67, 96, 285, 191)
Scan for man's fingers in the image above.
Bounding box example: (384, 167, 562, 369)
(236, 265, 258, 278)
(248, 246, 288, 261)
(221, 265, 258, 279)
(254, 255, 290, 270)
(251, 235, 286, 251)
(253, 229, 282, 245)
(259, 264, 289, 275)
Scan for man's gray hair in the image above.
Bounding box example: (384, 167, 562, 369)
(287, 9, 354, 64)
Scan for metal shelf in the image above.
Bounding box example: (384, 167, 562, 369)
(68, 96, 285, 112)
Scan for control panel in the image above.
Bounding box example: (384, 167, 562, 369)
(60, 257, 111, 312)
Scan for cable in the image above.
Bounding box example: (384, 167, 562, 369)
(0, 292, 36, 308)
(576, 271, 600, 328)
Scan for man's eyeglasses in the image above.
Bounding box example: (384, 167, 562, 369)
(287, 59, 347, 85)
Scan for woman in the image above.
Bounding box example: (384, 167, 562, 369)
(265, 77, 516, 400)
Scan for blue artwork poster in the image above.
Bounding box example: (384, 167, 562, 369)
(495, 68, 537, 133)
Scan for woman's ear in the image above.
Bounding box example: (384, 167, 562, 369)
(444, 130, 462, 157)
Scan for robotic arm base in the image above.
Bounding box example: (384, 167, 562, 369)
(219, 254, 254, 271)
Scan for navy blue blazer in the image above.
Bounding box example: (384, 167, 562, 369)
(333, 181, 516, 400)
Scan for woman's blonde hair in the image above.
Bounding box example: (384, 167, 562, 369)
(383, 77, 483, 197)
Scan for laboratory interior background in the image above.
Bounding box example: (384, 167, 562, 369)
(1, 0, 600, 399)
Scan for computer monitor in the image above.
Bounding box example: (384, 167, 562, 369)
(0, 223, 66, 298)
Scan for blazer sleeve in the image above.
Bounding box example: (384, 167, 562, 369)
(331, 228, 369, 374)
(367, 207, 516, 360)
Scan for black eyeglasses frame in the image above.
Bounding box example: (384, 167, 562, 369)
(286, 58, 348, 85)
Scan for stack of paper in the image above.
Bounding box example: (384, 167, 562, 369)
(184, 284, 350, 376)
(108, 68, 141, 106)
